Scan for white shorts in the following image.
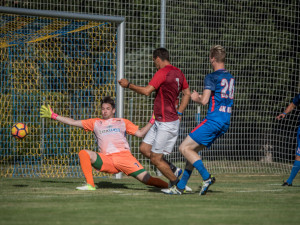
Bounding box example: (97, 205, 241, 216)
(143, 120, 180, 155)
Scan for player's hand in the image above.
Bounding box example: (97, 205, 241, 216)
(40, 105, 58, 120)
(191, 90, 200, 102)
(178, 115, 182, 121)
(118, 78, 129, 88)
(276, 113, 286, 120)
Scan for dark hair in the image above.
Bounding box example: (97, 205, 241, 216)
(101, 96, 115, 109)
(153, 48, 170, 61)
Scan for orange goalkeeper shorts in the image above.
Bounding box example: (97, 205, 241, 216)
(97, 151, 145, 177)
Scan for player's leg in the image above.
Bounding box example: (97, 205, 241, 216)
(77, 151, 119, 190)
(140, 142, 152, 158)
(150, 152, 178, 186)
(284, 155, 300, 186)
(77, 149, 98, 190)
(149, 120, 180, 186)
(135, 171, 168, 188)
(162, 159, 194, 194)
(141, 127, 181, 176)
(180, 136, 210, 179)
(112, 151, 168, 188)
(179, 136, 215, 195)
(176, 161, 194, 190)
(283, 128, 300, 186)
(181, 121, 225, 195)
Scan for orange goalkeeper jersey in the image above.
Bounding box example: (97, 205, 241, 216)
(81, 118, 139, 155)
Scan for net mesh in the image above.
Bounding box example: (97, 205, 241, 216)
(165, 1, 300, 174)
(0, 14, 117, 177)
(0, 0, 299, 177)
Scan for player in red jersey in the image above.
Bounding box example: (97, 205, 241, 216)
(40, 96, 168, 191)
(118, 48, 191, 187)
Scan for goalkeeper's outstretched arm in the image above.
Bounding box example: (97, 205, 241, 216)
(40, 105, 84, 128)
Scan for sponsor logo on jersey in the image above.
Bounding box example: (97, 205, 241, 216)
(99, 125, 121, 134)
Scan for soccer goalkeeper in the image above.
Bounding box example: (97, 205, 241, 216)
(40, 96, 168, 191)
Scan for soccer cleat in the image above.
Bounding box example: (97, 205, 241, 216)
(282, 181, 292, 186)
(184, 185, 192, 192)
(174, 167, 183, 178)
(76, 184, 96, 191)
(161, 185, 183, 195)
(199, 175, 216, 195)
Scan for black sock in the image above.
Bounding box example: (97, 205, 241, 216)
(169, 178, 179, 187)
(163, 157, 177, 173)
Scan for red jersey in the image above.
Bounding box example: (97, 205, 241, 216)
(149, 65, 189, 122)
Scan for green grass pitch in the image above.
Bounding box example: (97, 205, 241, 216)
(0, 174, 299, 225)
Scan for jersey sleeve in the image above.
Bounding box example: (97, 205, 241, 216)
(292, 94, 300, 107)
(204, 73, 216, 91)
(122, 119, 139, 135)
(148, 70, 166, 89)
(182, 74, 189, 90)
(81, 118, 100, 132)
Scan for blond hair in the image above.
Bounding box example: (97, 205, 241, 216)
(210, 45, 226, 63)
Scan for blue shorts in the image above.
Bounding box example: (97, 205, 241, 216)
(189, 119, 229, 148)
(297, 126, 300, 156)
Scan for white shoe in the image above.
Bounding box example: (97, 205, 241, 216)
(174, 168, 182, 178)
(76, 184, 96, 191)
(161, 185, 183, 195)
(185, 185, 192, 192)
(200, 176, 215, 195)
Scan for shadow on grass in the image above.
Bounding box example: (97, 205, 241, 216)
(286, 185, 300, 188)
(95, 181, 129, 189)
(145, 186, 164, 193)
(40, 180, 78, 184)
(95, 181, 162, 191)
(12, 184, 29, 187)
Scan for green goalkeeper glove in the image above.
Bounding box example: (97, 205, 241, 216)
(40, 105, 58, 120)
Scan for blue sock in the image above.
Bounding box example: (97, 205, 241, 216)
(177, 169, 192, 190)
(193, 160, 210, 181)
(286, 160, 300, 184)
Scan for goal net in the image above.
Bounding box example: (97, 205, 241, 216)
(0, 12, 119, 177)
(1, 1, 299, 177)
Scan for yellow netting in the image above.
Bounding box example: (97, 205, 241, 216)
(0, 14, 117, 178)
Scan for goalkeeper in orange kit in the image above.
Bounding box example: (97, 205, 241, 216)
(40, 96, 168, 191)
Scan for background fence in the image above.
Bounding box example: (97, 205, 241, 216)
(0, 0, 299, 177)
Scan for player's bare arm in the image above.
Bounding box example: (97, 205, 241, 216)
(118, 78, 156, 96)
(134, 122, 153, 138)
(191, 89, 211, 105)
(177, 87, 191, 114)
(56, 115, 84, 128)
(40, 105, 84, 128)
(276, 102, 296, 120)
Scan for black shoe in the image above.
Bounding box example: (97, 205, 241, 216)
(282, 181, 292, 186)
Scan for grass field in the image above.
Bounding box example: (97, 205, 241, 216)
(0, 174, 299, 225)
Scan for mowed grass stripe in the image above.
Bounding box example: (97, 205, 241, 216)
(0, 175, 299, 225)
